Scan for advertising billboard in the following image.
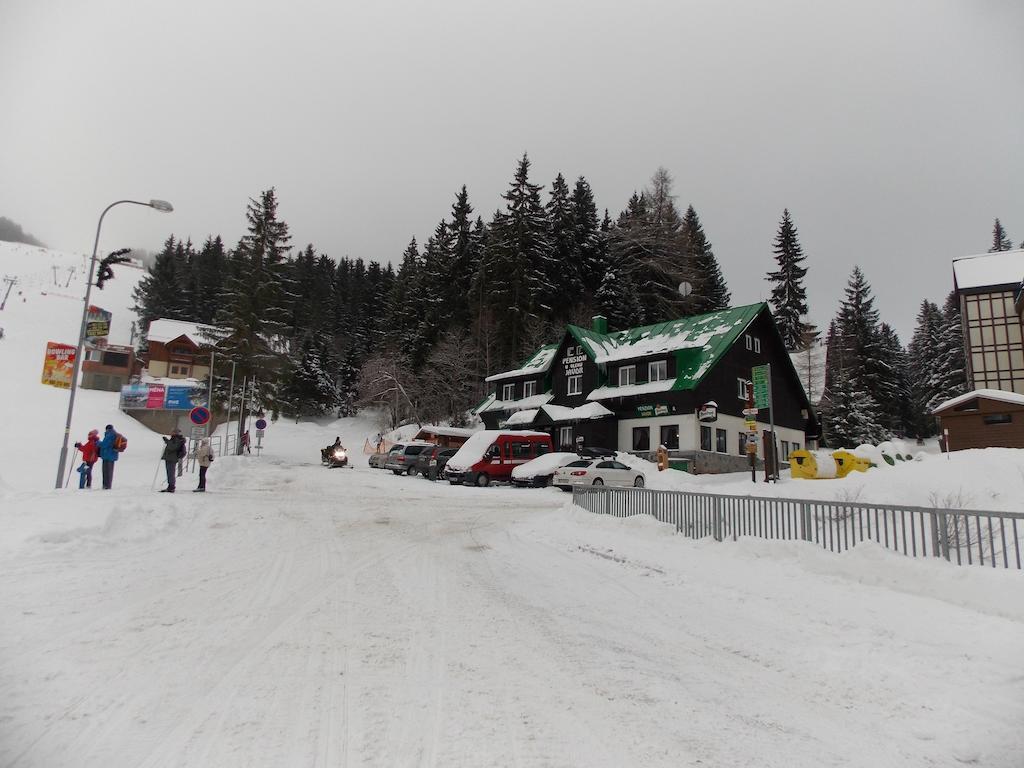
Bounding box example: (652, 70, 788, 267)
(41, 342, 76, 389)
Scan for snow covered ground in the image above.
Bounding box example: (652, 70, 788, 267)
(2, 242, 1023, 767)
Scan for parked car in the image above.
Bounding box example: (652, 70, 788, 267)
(511, 452, 580, 487)
(384, 442, 434, 475)
(368, 452, 387, 469)
(445, 430, 554, 487)
(575, 446, 617, 459)
(552, 458, 645, 492)
(414, 446, 458, 481)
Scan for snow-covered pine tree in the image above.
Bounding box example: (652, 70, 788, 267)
(546, 172, 584, 313)
(877, 323, 911, 436)
(766, 209, 809, 350)
(132, 235, 194, 331)
(570, 176, 603, 295)
(281, 335, 340, 419)
(483, 154, 556, 365)
(989, 218, 1013, 252)
(213, 188, 297, 423)
(191, 236, 226, 324)
(823, 370, 887, 448)
(386, 238, 424, 359)
(932, 291, 968, 406)
(681, 205, 730, 314)
(595, 266, 644, 332)
(906, 299, 944, 436)
(444, 185, 478, 330)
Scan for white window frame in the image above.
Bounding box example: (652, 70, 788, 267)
(754, 337, 761, 353)
(522, 380, 537, 398)
(502, 383, 515, 402)
(737, 378, 750, 400)
(648, 360, 667, 382)
(745, 334, 752, 350)
(618, 365, 636, 386)
(559, 426, 573, 447)
(567, 374, 582, 396)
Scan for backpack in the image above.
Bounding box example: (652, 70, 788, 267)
(114, 433, 128, 452)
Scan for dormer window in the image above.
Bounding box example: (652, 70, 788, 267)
(648, 360, 667, 382)
(522, 380, 537, 398)
(619, 365, 636, 386)
(502, 383, 515, 401)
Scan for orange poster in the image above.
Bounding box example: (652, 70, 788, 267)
(41, 342, 76, 389)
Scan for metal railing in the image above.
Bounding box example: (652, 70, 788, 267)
(572, 486, 1024, 570)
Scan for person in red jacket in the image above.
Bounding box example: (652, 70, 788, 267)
(74, 429, 100, 489)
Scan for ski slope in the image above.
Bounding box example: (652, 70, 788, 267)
(1, 241, 1023, 766)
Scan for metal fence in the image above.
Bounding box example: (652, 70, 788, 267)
(572, 486, 1024, 571)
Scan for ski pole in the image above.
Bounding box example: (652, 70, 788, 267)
(151, 459, 163, 490)
(64, 460, 77, 489)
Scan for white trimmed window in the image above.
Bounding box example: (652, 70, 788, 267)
(502, 383, 515, 401)
(754, 337, 761, 353)
(745, 334, 752, 350)
(619, 365, 636, 386)
(737, 378, 750, 400)
(567, 374, 583, 396)
(648, 360, 667, 382)
(559, 426, 573, 448)
(523, 380, 537, 398)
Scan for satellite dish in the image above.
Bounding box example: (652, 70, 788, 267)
(678, 281, 693, 297)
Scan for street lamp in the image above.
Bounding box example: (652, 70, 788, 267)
(54, 198, 174, 488)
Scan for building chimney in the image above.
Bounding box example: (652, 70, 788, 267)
(592, 315, 608, 334)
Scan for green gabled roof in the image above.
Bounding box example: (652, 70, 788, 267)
(484, 343, 559, 383)
(577, 303, 766, 394)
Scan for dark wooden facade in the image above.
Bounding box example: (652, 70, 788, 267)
(934, 394, 1024, 450)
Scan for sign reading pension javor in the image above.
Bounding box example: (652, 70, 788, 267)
(562, 345, 586, 376)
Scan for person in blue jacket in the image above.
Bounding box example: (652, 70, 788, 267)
(99, 424, 119, 489)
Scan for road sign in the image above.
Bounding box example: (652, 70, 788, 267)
(751, 365, 770, 409)
(190, 426, 208, 440)
(742, 407, 759, 417)
(256, 428, 265, 438)
(255, 418, 267, 430)
(189, 406, 211, 425)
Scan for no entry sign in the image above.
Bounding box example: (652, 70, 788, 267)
(189, 406, 211, 426)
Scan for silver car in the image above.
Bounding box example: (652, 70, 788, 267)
(552, 458, 645, 492)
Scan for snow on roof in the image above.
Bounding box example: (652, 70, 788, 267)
(415, 425, 476, 438)
(953, 249, 1024, 291)
(587, 379, 677, 401)
(481, 392, 553, 413)
(146, 318, 223, 346)
(485, 344, 559, 382)
(539, 402, 614, 422)
(570, 304, 763, 366)
(932, 388, 1024, 414)
(503, 409, 539, 426)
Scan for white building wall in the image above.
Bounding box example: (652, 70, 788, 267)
(617, 411, 805, 459)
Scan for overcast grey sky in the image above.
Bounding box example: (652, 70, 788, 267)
(2, 0, 1021, 339)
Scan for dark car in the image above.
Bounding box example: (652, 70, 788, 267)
(414, 446, 458, 481)
(575, 446, 617, 458)
(384, 442, 434, 475)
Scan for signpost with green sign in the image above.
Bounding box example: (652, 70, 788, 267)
(751, 364, 778, 481)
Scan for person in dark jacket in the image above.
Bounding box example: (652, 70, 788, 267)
(98, 424, 119, 489)
(161, 428, 187, 493)
(73, 429, 100, 489)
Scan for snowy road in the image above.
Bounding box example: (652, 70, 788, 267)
(2, 455, 1022, 768)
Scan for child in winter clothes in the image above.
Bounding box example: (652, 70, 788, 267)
(73, 429, 100, 489)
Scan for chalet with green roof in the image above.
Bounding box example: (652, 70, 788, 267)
(476, 303, 817, 473)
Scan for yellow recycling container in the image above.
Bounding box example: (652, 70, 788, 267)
(832, 450, 872, 478)
(789, 450, 839, 479)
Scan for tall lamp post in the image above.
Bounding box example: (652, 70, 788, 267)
(54, 198, 174, 488)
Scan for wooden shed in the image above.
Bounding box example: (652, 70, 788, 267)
(932, 389, 1024, 451)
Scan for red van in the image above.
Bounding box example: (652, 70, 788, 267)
(444, 430, 554, 487)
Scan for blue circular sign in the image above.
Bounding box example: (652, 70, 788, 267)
(255, 418, 267, 430)
(189, 406, 211, 425)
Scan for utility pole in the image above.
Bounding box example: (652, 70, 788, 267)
(0, 276, 17, 310)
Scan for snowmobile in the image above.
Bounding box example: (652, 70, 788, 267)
(322, 445, 349, 468)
